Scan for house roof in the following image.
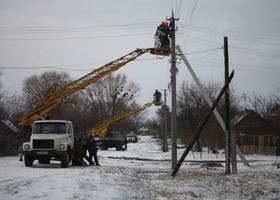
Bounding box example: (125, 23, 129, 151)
(231, 109, 263, 128)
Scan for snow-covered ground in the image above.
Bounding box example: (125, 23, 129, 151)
(0, 136, 279, 200)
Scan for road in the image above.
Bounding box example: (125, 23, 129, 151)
(0, 136, 279, 200)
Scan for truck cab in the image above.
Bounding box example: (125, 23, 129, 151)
(22, 120, 74, 168)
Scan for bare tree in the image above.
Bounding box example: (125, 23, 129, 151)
(83, 73, 141, 133)
(4, 95, 25, 122)
(23, 71, 71, 107)
(176, 81, 239, 149)
(85, 74, 140, 118)
(0, 73, 24, 156)
(242, 93, 280, 119)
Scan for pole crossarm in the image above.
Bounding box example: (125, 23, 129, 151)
(176, 45, 249, 166)
(87, 102, 153, 138)
(171, 70, 234, 177)
(19, 48, 152, 126)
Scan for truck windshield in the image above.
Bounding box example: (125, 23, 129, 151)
(33, 122, 66, 134)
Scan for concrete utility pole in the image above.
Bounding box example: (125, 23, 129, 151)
(224, 36, 231, 174)
(169, 11, 179, 169)
(163, 89, 168, 152)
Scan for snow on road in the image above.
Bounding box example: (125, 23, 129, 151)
(0, 136, 279, 200)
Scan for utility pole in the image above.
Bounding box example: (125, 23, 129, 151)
(163, 89, 168, 152)
(231, 129, 237, 173)
(224, 36, 230, 174)
(169, 11, 179, 169)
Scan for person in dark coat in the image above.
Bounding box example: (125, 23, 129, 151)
(153, 89, 162, 103)
(82, 137, 94, 166)
(87, 134, 100, 166)
(155, 21, 170, 48)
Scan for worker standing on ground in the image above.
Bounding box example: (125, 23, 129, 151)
(87, 134, 100, 166)
(82, 136, 94, 166)
(155, 20, 170, 48)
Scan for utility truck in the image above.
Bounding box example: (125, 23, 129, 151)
(22, 120, 82, 168)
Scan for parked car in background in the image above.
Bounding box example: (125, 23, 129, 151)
(127, 131, 138, 143)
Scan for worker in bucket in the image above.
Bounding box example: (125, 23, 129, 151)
(153, 89, 162, 104)
(155, 20, 170, 48)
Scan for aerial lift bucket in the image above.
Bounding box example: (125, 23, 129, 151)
(150, 48, 171, 57)
(153, 96, 162, 106)
(150, 35, 171, 57)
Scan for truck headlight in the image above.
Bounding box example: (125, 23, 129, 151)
(23, 144, 30, 150)
(59, 144, 66, 150)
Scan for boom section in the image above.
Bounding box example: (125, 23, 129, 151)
(87, 102, 153, 137)
(19, 48, 152, 126)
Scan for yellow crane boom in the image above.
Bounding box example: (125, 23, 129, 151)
(87, 102, 154, 138)
(19, 48, 152, 126)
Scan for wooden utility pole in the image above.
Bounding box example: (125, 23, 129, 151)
(224, 36, 231, 174)
(231, 129, 237, 173)
(169, 11, 178, 169)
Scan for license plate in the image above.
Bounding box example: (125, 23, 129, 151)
(37, 151, 49, 155)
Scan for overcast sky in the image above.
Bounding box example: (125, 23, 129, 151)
(0, 0, 280, 117)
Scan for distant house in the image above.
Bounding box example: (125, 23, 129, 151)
(232, 110, 276, 155)
(138, 127, 149, 135)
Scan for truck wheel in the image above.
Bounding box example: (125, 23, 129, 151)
(61, 153, 69, 168)
(24, 156, 34, 167)
(116, 145, 122, 151)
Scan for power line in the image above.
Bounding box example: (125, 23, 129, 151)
(177, 34, 218, 48)
(0, 32, 153, 41)
(191, 60, 280, 71)
(0, 66, 93, 71)
(189, 61, 280, 75)
(189, 24, 280, 39)
(186, 0, 198, 36)
(178, 33, 280, 57)
(187, 24, 280, 48)
(0, 25, 155, 35)
(176, 0, 183, 18)
(179, 0, 198, 51)
(180, 1, 191, 28)
(188, 50, 220, 61)
(0, 58, 159, 71)
(0, 21, 158, 31)
(230, 45, 280, 57)
(184, 47, 222, 55)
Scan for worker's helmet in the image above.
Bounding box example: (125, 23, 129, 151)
(86, 134, 93, 140)
(43, 113, 50, 120)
